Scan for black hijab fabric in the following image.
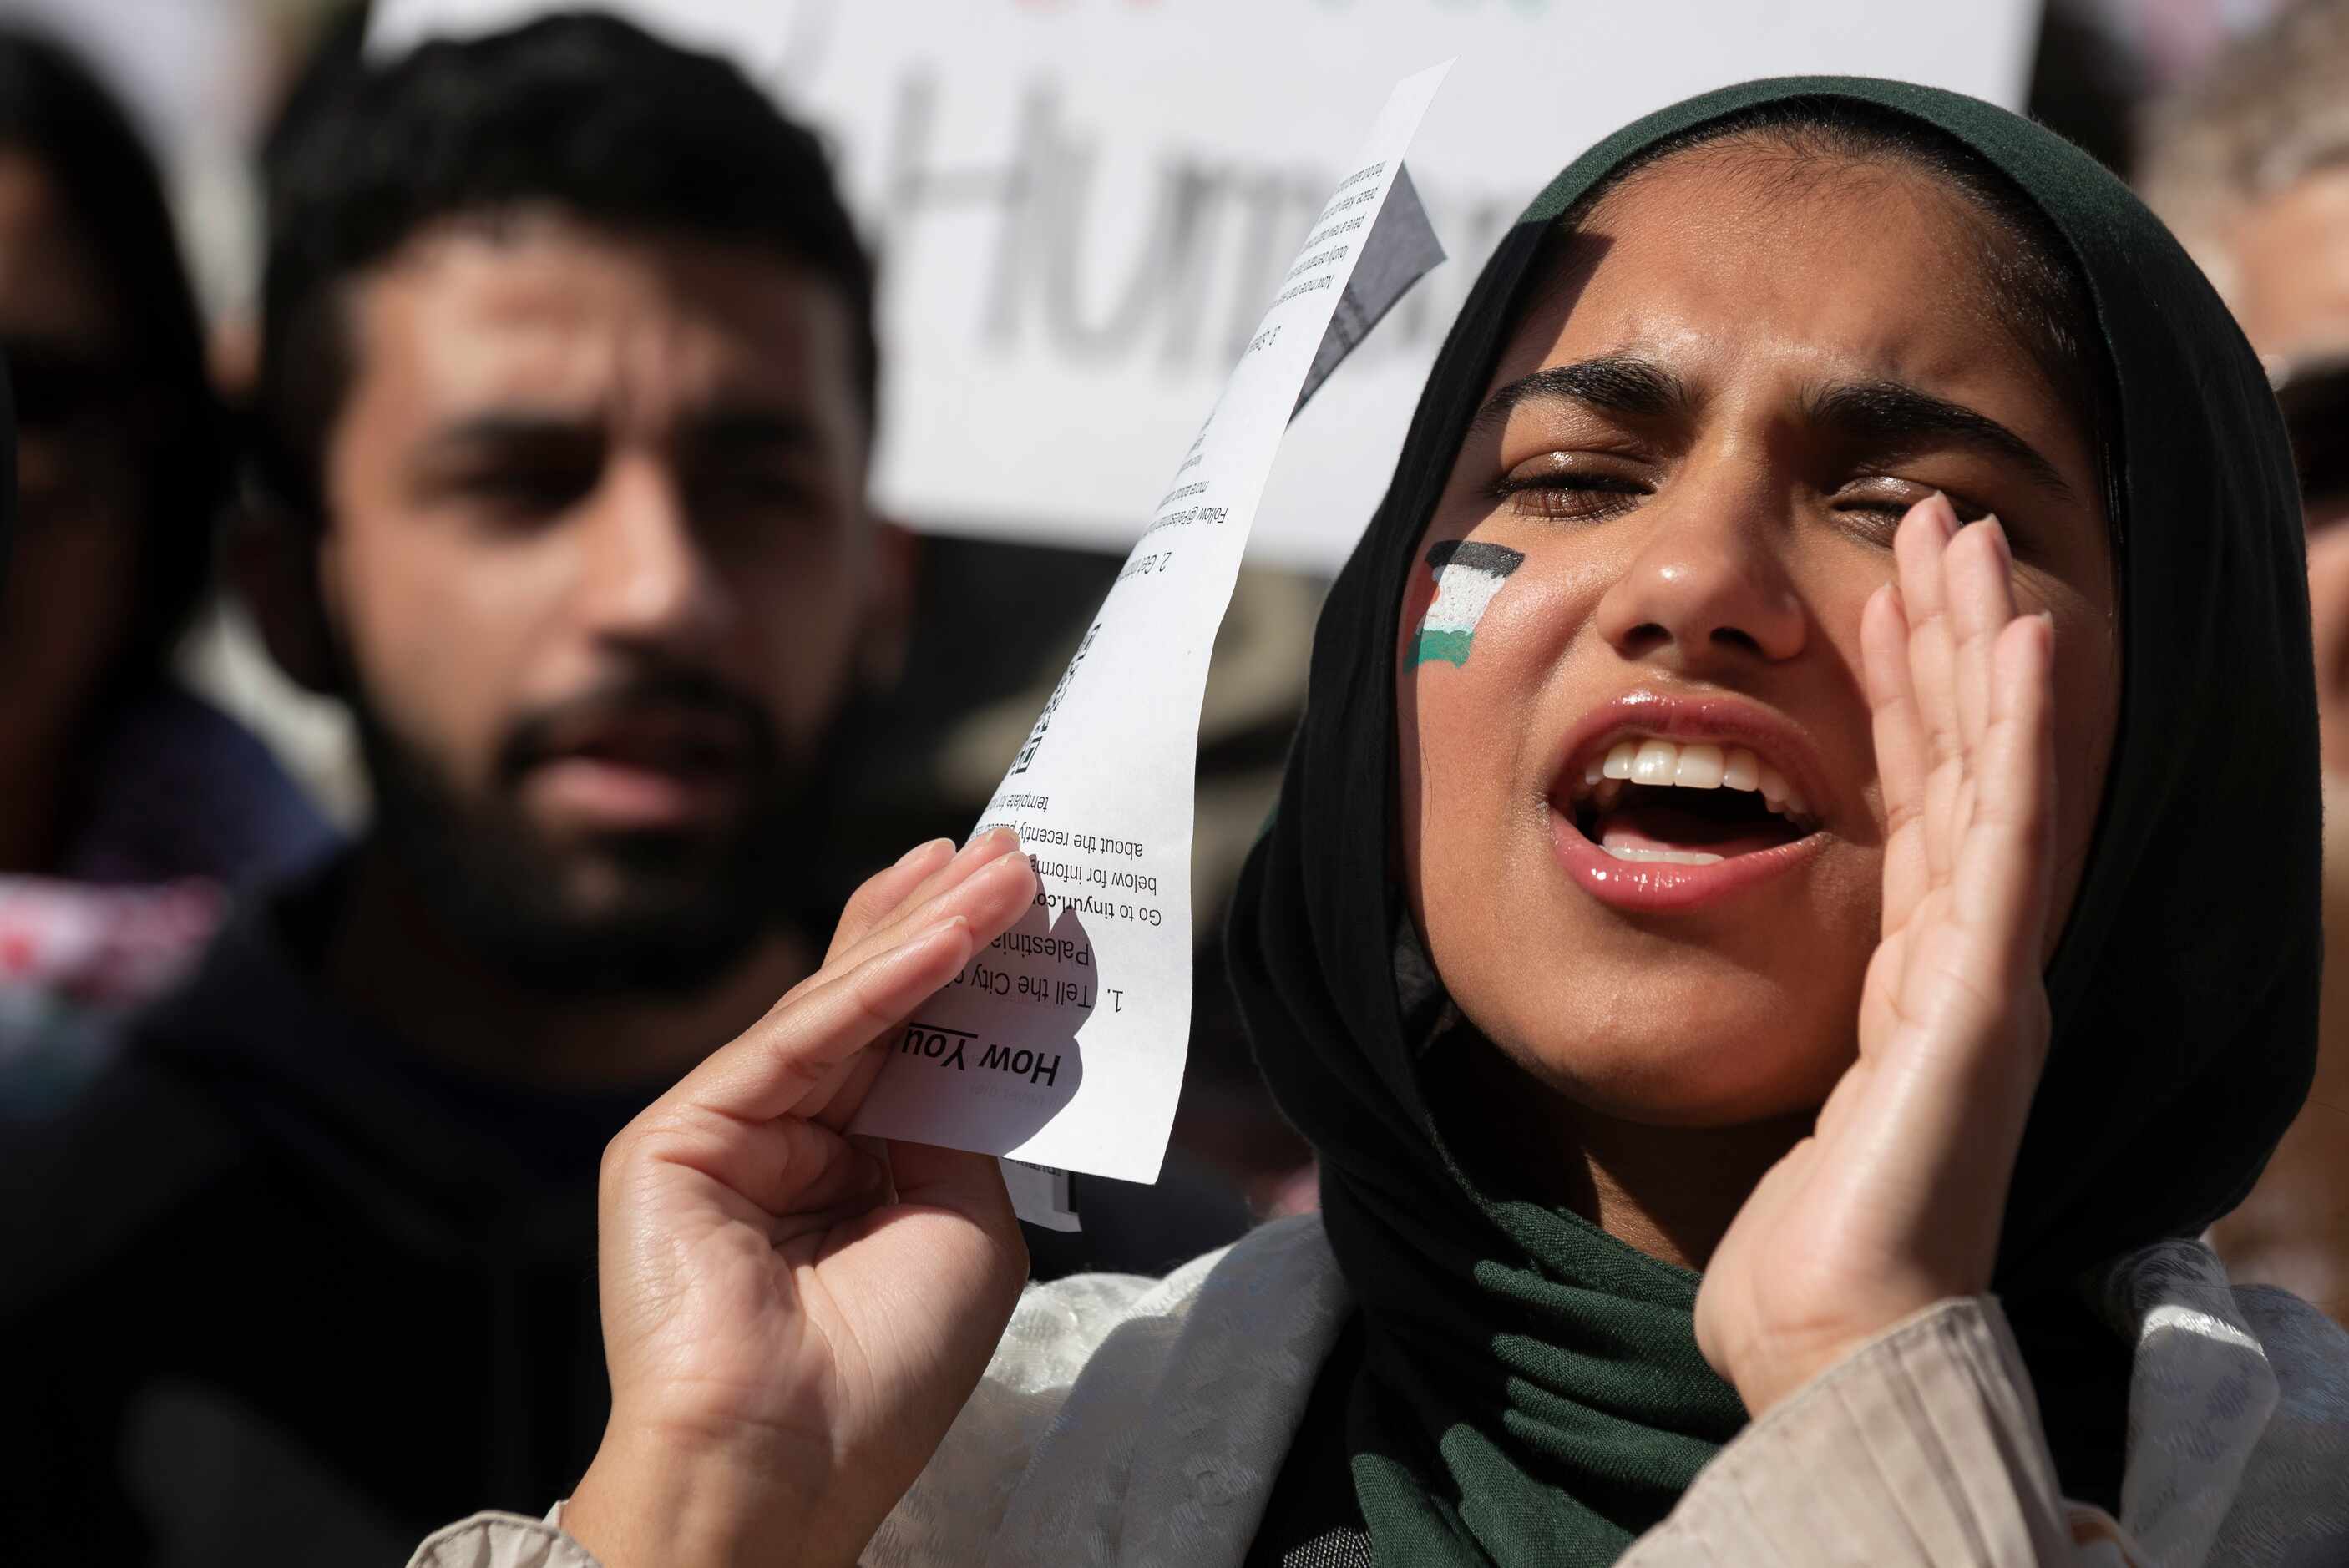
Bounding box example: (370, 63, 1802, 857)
(1227, 77, 2318, 1565)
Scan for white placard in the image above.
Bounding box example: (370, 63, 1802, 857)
(373, 0, 2040, 569)
(843, 63, 1450, 1181)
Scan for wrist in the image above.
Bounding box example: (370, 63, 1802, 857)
(565, 1428, 829, 1568)
(1729, 1293, 1986, 1419)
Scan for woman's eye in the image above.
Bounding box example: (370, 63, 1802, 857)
(1833, 498, 1915, 545)
(1830, 478, 1962, 544)
(1492, 469, 1650, 523)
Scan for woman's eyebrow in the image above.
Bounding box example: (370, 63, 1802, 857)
(1805, 379, 2078, 500)
(1467, 353, 1693, 438)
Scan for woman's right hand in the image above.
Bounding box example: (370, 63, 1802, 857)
(564, 830, 1040, 1568)
(1693, 498, 2057, 1419)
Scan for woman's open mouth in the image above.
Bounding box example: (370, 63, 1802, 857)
(1550, 734, 1830, 911)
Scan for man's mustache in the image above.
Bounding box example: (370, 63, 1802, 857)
(494, 671, 782, 786)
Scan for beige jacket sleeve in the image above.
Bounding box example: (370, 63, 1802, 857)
(1624, 1297, 2137, 1567)
(406, 1507, 600, 1568)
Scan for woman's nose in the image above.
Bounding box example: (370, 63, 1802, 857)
(1592, 499, 1807, 670)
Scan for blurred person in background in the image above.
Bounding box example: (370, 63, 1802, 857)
(2141, 0, 2349, 1328)
(0, 27, 332, 1119)
(0, 14, 1238, 1560)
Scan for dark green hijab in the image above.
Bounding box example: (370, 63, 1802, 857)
(1228, 77, 2317, 1565)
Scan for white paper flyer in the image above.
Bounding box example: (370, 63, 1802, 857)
(853, 62, 1451, 1187)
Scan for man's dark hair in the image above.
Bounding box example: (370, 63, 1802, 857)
(0, 26, 228, 690)
(253, 10, 878, 526)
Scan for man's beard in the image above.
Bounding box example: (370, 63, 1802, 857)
(347, 668, 828, 997)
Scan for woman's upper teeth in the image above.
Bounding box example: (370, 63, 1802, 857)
(1582, 737, 1810, 817)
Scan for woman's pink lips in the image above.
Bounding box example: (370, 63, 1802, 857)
(1550, 802, 1827, 913)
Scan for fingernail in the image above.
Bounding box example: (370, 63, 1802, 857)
(1931, 493, 1958, 540)
(973, 847, 1031, 883)
(895, 837, 953, 868)
(1982, 515, 2011, 566)
(957, 827, 1011, 860)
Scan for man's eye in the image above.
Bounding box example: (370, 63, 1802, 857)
(691, 468, 818, 516)
(459, 465, 595, 515)
(1492, 472, 1649, 523)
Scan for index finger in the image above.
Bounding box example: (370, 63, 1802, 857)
(1863, 579, 1931, 933)
(681, 847, 1038, 1125)
(680, 915, 980, 1125)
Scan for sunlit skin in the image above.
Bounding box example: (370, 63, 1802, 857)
(2228, 169, 2349, 383)
(559, 149, 2126, 1566)
(0, 146, 141, 873)
(2199, 165, 2349, 1323)
(1395, 150, 2117, 1266)
(2249, 171, 2349, 767)
(292, 210, 894, 1085)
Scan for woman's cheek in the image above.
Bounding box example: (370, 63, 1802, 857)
(1398, 654, 1487, 938)
(1408, 597, 1563, 920)
(1403, 541, 1552, 763)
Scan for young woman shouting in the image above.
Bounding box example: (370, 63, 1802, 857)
(418, 78, 2348, 1568)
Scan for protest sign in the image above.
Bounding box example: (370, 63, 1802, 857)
(376, 0, 2038, 569)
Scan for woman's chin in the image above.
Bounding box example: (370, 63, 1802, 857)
(1493, 1009, 1855, 1131)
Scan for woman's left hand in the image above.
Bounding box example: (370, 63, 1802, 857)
(1693, 493, 2058, 1419)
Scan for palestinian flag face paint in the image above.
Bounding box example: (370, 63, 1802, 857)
(1405, 539, 1526, 668)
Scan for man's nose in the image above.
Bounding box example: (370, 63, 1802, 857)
(1591, 478, 1807, 672)
(571, 454, 732, 652)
